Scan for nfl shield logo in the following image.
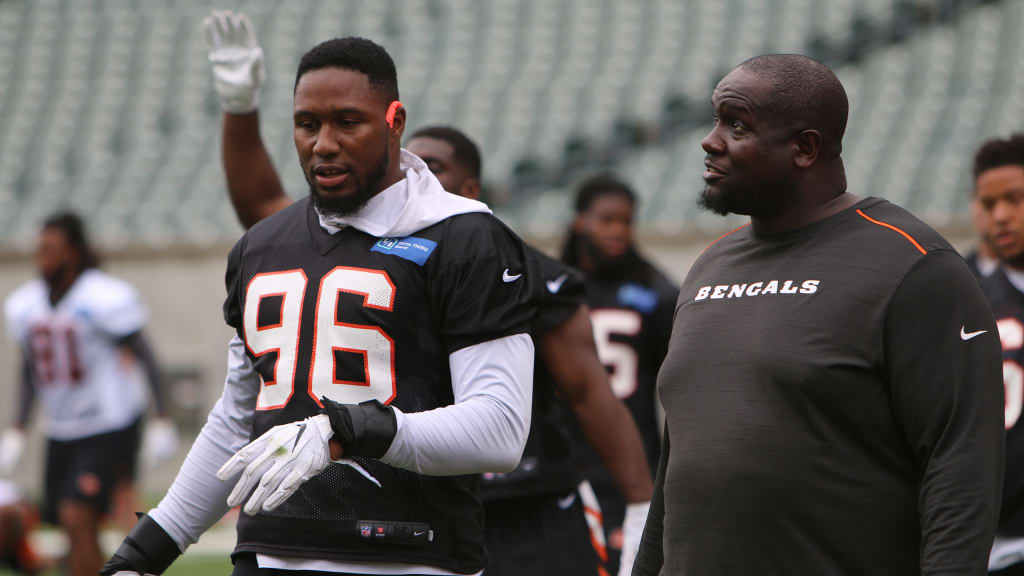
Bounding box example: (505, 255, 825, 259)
(360, 524, 372, 538)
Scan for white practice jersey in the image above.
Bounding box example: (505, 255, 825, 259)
(4, 269, 149, 440)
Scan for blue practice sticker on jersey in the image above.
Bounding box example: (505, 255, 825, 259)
(617, 283, 659, 313)
(371, 236, 438, 266)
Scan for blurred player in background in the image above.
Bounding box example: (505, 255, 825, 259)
(103, 30, 543, 576)
(197, 12, 654, 575)
(968, 196, 1000, 278)
(0, 479, 47, 574)
(560, 175, 676, 575)
(1, 213, 174, 576)
(972, 133, 1024, 575)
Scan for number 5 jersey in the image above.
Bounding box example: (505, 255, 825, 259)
(981, 267, 1024, 542)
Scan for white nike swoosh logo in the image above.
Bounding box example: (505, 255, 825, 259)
(961, 326, 987, 340)
(556, 493, 577, 510)
(546, 273, 569, 294)
(502, 269, 522, 283)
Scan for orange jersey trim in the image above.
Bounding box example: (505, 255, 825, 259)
(855, 209, 927, 255)
(702, 222, 752, 255)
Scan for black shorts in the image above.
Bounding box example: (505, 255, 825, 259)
(44, 418, 141, 523)
(484, 492, 600, 576)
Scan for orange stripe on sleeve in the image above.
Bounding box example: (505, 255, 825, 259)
(702, 222, 751, 255)
(855, 209, 927, 255)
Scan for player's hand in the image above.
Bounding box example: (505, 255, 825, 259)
(201, 10, 265, 114)
(216, 414, 320, 514)
(617, 500, 650, 576)
(0, 428, 25, 475)
(142, 418, 178, 467)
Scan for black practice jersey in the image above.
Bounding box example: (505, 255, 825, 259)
(635, 198, 1003, 576)
(569, 257, 677, 491)
(479, 249, 586, 501)
(982, 267, 1024, 537)
(966, 249, 984, 278)
(222, 197, 539, 573)
(966, 248, 998, 279)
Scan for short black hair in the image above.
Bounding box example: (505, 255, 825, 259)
(295, 37, 399, 103)
(738, 54, 849, 157)
(573, 173, 637, 214)
(43, 211, 100, 270)
(408, 125, 482, 179)
(973, 133, 1024, 181)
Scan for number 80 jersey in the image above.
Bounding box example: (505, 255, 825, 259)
(4, 268, 149, 440)
(222, 197, 539, 572)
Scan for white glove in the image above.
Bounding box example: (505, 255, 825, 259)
(201, 10, 266, 114)
(142, 418, 178, 467)
(216, 414, 380, 516)
(617, 500, 650, 576)
(0, 428, 25, 475)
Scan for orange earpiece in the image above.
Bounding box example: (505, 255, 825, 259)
(386, 101, 402, 128)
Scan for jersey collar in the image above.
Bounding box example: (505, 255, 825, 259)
(315, 149, 491, 238)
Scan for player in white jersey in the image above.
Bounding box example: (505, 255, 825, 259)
(0, 213, 174, 576)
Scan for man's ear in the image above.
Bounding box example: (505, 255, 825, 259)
(459, 178, 482, 201)
(388, 104, 406, 140)
(793, 129, 822, 169)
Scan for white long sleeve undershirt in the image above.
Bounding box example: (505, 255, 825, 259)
(148, 333, 532, 575)
(381, 332, 533, 474)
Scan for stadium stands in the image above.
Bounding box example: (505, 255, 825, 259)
(0, 0, 1020, 248)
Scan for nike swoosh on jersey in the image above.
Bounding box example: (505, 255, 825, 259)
(502, 269, 522, 283)
(961, 326, 987, 340)
(557, 493, 578, 510)
(546, 273, 569, 294)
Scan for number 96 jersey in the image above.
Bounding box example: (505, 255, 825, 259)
(222, 197, 539, 572)
(982, 267, 1024, 538)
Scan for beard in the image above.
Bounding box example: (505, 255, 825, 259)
(308, 151, 390, 219)
(697, 184, 735, 216)
(1002, 245, 1024, 269)
(698, 180, 795, 220)
(41, 262, 68, 287)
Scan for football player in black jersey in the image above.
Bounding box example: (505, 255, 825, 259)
(973, 133, 1024, 575)
(968, 194, 999, 279)
(192, 12, 655, 576)
(102, 35, 548, 576)
(560, 174, 678, 575)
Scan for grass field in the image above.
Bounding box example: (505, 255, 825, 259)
(0, 519, 239, 576)
(165, 553, 234, 575)
(0, 552, 233, 576)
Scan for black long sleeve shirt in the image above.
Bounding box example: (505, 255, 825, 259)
(634, 198, 1004, 576)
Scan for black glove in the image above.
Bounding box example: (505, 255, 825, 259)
(99, 514, 181, 575)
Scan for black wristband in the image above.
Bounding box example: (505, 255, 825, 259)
(100, 513, 181, 575)
(321, 397, 398, 458)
